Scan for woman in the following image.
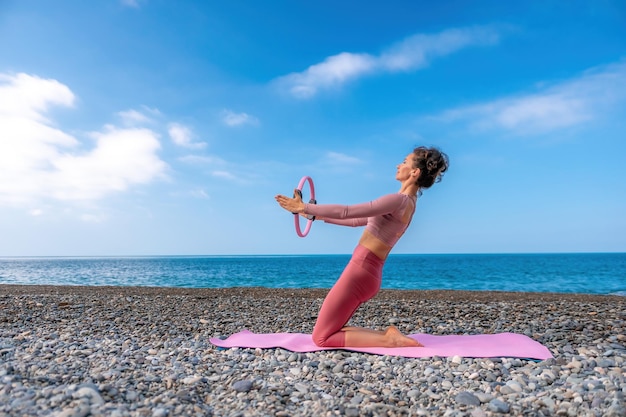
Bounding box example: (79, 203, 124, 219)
(275, 146, 449, 348)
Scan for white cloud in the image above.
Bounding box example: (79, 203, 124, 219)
(312, 151, 364, 174)
(179, 155, 257, 185)
(168, 123, 207, 149)
(275, 26, 500, 99)
(178, 154, 227, 165)
(434, 60, 626, 135)
(118, 109, 154, 126)
(190, 189, 210, 199)
(0, 72, 168, 205)
(279, 53, 377, 99)
(221, 109, 259, 127)
(325, 151, 363, 165)
(49, 126, 167, 200)
(0, 72, 75, 121)
(379, 26, 499, 71)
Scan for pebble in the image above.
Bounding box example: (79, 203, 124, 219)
(345, 407, 360, 417)
(474, 392, 494, 403)
(232, 380, 253, 392)
(0, 286, 624, 417)
(455, 391, 481, 406)
(73, 385, 104, 405)
(152, 408, 168, 417)
(181, 376, 202, 385)
(488, 398, 510, 413)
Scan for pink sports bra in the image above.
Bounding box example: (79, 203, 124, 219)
(303, 193, 416, 247)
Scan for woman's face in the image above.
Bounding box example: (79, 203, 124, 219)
(396, 153, 417, 182)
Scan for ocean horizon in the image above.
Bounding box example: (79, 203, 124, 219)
(1, 252, 624, 296)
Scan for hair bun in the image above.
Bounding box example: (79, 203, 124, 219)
(426, 159, 438, 172)
(412, 146, 449, 192)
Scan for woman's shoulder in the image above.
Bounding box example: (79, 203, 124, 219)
(376, 192, 412, 202)
(373, 193, 412, 209)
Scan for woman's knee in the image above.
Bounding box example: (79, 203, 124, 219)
(312, 329, 330, 347)
(312, 328, 342, 347)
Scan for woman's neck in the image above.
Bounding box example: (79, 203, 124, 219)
(398, 181, 419, 197)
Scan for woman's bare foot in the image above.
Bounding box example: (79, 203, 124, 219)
(384, 325, 423, 347)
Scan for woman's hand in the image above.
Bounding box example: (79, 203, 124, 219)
(275, 189, 306, 214)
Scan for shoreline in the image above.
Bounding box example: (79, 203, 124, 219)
(1, 284, 623, 301)
(1, 284, 625, 416)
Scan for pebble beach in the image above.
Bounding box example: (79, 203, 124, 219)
(1, 285, 624, 417)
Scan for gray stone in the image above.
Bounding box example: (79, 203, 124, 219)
(72, 386, 104, 406)
(606, 400, 626, 417)
(455, 391, 481, 406)
(471, 409, 487, 417)
(232, 380, 253, 393)
(56, 405, 90, 417)
(345, 408, 360, 417)
(152, 408, 168, 417)
(407, 389, 420, 398)
(488, 399, 510, 413)
(474, 392, 494, 403)
(294, 382, 309, 394)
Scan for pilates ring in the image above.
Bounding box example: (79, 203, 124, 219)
(293, 176, 316, 237)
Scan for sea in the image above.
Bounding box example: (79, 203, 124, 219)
(0, 253, 624, 296)
(0, 253, 626, 296)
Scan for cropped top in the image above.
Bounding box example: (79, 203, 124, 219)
(303, 193, 416, 247)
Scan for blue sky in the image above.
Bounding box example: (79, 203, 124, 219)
(0, 0, 625, 256)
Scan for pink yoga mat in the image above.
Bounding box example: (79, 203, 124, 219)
(210, 330, 553, 360)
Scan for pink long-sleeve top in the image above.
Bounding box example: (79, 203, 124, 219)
(303, 193, 416, 247)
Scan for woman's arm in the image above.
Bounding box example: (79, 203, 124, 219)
(303, 193, 404, 220)
(298, 212, 367, 227)
(322, 217, 368, 227)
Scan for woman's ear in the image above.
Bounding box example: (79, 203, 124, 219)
(412, 168, 421, 179)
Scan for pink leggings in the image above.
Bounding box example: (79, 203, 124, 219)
(312, 244, 384, 347)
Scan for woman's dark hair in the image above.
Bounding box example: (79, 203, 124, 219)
(412, 146, 449, 190)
